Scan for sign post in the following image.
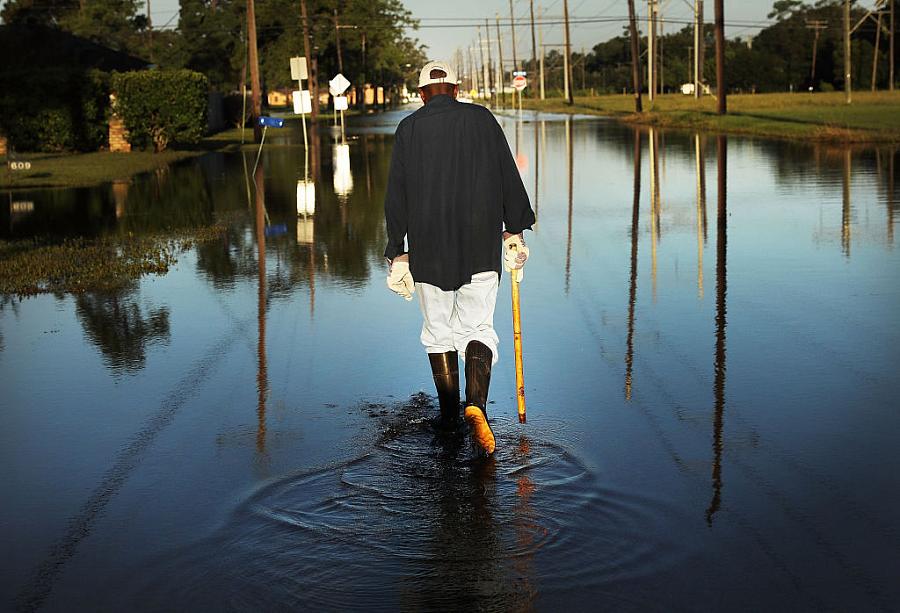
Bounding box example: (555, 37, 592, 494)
(328, 73, 352, 145)
(513, 72, 527, 117)
(290, 56, 312, 181)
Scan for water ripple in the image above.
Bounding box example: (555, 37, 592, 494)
(107, 395, 689, 611)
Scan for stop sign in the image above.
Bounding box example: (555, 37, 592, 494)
(513, 75, 527, 91)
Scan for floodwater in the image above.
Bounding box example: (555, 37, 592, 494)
(2, 108, 899, 611)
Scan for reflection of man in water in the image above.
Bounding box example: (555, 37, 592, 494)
(384, 60, 535, 455)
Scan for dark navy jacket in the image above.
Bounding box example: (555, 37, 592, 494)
(383, 95, 535, 291)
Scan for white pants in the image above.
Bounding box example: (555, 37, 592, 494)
(417, 271, 500, 364)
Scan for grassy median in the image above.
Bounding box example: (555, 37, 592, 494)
(519, 91, 900, 142)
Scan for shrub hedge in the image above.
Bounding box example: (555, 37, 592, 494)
(0, 68, 110, 152)
(111, 70, 208, 152)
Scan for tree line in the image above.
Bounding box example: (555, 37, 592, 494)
(527, 0, 898, 95)
(1, 0, 427, 94)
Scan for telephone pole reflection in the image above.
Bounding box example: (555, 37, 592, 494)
(533, 118, 540, 226)
(649, 127, 660, 302)
(695, 133, 707, 299)
(625, 129, 641, 401)
(565, 118, 574, 294)
(706, 134, 728, 525)
(842, 148, 852, 258)
(254, 163, 269, 457)
(889, 147, 895, 246)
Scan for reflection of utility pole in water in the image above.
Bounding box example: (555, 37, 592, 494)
(625, 130, 641, 401)
(649, 127, 660, 302)
(706, 134, 727, 526)
(540, 120, 546, 205)
(888, 147, 895, 245)
(842, 148, 852, 257)
(309, 235, 316, 319)
(565, 118, 574, 294)
(533, 119, 540, 227)
(254, 164, 268, 456)
(695, 133, 707, 299)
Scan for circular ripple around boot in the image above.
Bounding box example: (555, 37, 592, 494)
(106, 395, 690, 611)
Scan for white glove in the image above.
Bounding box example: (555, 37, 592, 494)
(387, 259, 415, 301)
(503, 233, 529, 282)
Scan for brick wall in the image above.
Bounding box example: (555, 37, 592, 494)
(0, 135, 7, 157)
(108, 116, 131, 153)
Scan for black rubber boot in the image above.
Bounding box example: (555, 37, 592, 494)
(428, 351, 460, 428)
(464, 340, 495, 455)
(464, 341, 492, 412)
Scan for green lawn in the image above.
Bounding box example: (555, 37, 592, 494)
(520, 91, 900, 142)
(1, 114, 351, 190)
(0, 149, 212, 190)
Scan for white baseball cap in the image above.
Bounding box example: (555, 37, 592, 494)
(417, 60, 459, 89)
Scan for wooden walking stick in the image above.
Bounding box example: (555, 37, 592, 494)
(511, 260, 526, 423)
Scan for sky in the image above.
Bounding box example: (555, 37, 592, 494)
(0, 0, 825, 59)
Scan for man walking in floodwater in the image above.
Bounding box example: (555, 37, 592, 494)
(384, 60, 535, 455)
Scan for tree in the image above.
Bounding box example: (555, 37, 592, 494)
(768, 0, 806, 21)
(171, 0, 244, 90)
(1, 0, 79, 26)
(58, 0, 145, 52)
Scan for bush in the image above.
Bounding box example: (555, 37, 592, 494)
(111, 70, 208, 152)
(0, 69, 110, 152)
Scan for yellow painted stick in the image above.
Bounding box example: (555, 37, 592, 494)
(511, 268, 526, 423)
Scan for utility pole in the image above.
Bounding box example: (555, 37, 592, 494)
(300, 0, 318, 173)
(694, 0, 704, 98)
(247, 0, 262, 141)
(334, 9, 343, 73)
(478, 26, 487, 99)
(844, 0, 852, 104)
(806, 19, 827, 86)
(627, 0, 643, 112)
(714, 0, 726, 114)
(538, 5, 545, 99)
(581, 46, 586, 91)
(510, 0, 519, 72)
(496, 13, 506, 105)
(890, 0, 895, 91)
(485, 19, 494, 101)
(648, 0, 657, 101)
(469, 45, 479, 95)
(530, 0, 538, 97)
(563, 0, 573, 104)
(659, 1, 664, 95)
(873, 11, 882, 90)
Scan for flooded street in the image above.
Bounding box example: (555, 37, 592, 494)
(2, 109, 899, 611)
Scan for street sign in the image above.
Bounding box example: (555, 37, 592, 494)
(333, 95, 349, 111)
(333, 143, 353, 197)
(329, 73, 351, 96)
(513, 71, 527, 76)
(290, 57, 308, 81)
(293, 90, 312, 114)
(513, 75, 527, 91)
(258, 116, 285, 128)
(297, 180, 316, 216)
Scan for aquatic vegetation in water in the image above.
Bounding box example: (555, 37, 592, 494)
(0, 225, 227, 296)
